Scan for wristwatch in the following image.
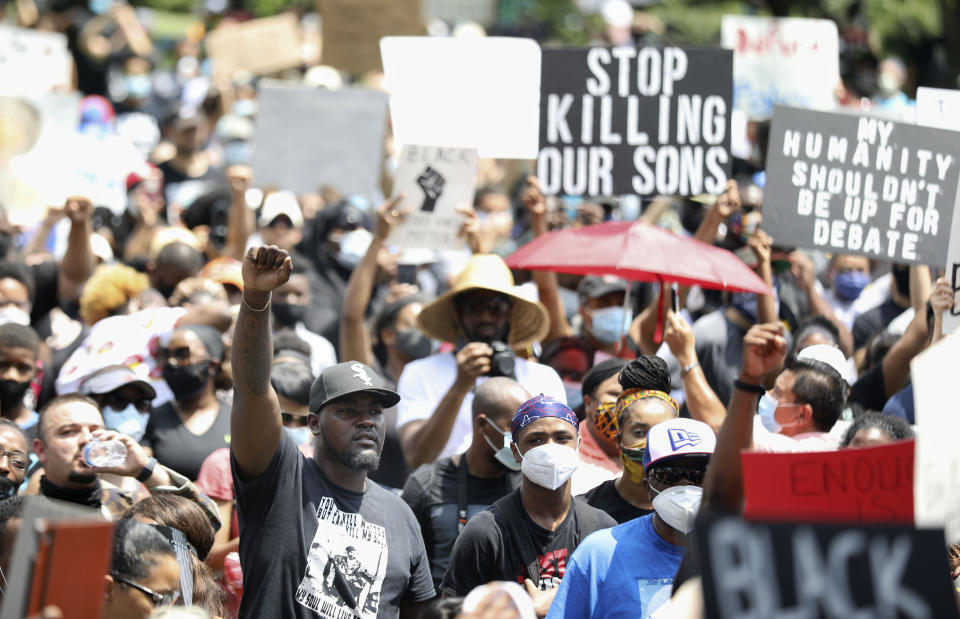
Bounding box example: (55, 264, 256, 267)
(136, 457, 158, 483)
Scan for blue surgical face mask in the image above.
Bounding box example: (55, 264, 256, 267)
(730, 279, 780, 322)
(124, 74, 152, 99)
(563, 380, 583, 410)
(833, 271, 871, 302)
(757, 392, 802, 434)
(102, 405, 149, 442)
(285, 425, 312, 446)
(335, 229, 373, 269)
(223, 140, 252, 166)
(588, 306, 633, 346)
(483, 417, 521, 472)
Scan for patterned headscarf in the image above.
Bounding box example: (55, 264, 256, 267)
(511, 394, 579, 438)
(614, 388, 679, 431)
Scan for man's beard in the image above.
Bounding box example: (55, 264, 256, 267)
(67, 471, 98, 485)
(320, 425, 380, 472)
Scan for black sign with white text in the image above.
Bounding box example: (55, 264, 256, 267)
(696, 516, 958, 619)
(537, 46, 733, 197)
(764, 106, 960, 265)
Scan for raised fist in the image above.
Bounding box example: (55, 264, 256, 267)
(416, 166, 445, 212)
(242, 245, 292, 294)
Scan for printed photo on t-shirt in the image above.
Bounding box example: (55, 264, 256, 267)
(296, 497, 389, 619)
(638, 577, 673, 618)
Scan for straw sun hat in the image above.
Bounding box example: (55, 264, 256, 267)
(416, 254, 549, 349)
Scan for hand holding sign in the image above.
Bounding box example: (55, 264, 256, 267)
(741, 322, 786, 381)
(712, 179, 741, 218)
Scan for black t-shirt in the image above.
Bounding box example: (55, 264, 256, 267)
(580, 479, 653, 525)
(157, 159, 228, 221)
(142, 401, 231, 481)
(852, 298, 906, 350)
(232, 434, 435, 619)
(401, 456, 519, 587)
(367, 366, 409, 491)
(441, 488, 616, 596)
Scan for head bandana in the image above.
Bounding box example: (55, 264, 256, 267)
(511, 394, 579, 439)
(614, 389, 679, 428)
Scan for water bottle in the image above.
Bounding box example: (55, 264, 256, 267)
(83, 439, 127, 468)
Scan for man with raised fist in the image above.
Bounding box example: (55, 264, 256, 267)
(230, 245, 435, 619)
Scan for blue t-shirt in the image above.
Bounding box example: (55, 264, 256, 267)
(883, 383, 914, 424)
(547, 514, 684, 619)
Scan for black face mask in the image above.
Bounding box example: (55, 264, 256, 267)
(0, 475, 17, 499)
(272, 303, 307, 328)
(0, 378, 30, 412)
(156, 283, 177, 299)
(162, 362, 210, 402)
(393, 328, 432, 361)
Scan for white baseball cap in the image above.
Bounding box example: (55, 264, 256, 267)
(643, 418, 716, 471)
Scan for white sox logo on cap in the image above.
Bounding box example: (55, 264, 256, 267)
(350, 363, 373, 387)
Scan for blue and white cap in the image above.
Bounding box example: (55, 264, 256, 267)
(642, 418, 716, 471)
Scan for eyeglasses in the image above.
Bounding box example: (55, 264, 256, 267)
(102, 392, 153, 414)
(112, 574, 180, 607)
(456, 295, 512, 317)
(0, 449, 27, 471)
(647, 466, 707, 487)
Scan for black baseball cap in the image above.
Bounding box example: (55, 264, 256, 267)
(308, 361, 400, 412)
(577, 275, 627, 304)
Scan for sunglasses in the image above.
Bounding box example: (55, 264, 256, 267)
(103, 392, 153, 414)
(456, 295, 513, 317)
(112, 574, 180, 607)
(648, 466, 707, 487)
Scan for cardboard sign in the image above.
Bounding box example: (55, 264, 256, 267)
(422, 0, 498, 26)
(320, 0, 424, 76)
(912, 333, 960, 544)
(205, 14, 303, 79)
(251, 83, 388, 197)
(0, 26, 72, 95)
(1, 499, 113, 619)
(916, 87, 960, 332)
(536, 46, 733, 197)
(388, 145, 478, 250)
(763, 106, 960, 265)
(916, 87, 960, 132)
(381, 36, 541, 159)
(696, 516, 957, 619)
(720, 16, 839, 120)
(742, 441, 914, 525)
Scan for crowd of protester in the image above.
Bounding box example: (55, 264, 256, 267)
(0, 0, 955, 617)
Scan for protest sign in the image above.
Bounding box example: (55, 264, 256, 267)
(916, 87, 960, 132)
(763, 106, 960, 265)
(422, 0, 498, 26)
(205, 14, 303, 79)
(536, 46, 732, 197)
(251, 83, 388, 197)
(912, 333, 960, 545)
(720, 16, 839, 120)
(381, 36, 540, 160)
(696, 516, 957, 619)
(320, 0, 424, 76)
(1, 499, 112, 619)
(916, 87, 960, 332)
(741, 441, 914, 525)
(0, 26, 72, 95)
(388, 145, 478, 250)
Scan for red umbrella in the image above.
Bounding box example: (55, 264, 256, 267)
(506, 220, 772, 295)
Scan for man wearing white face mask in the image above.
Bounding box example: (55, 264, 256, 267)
(401, 378, 528, 590)
(548, 418, 715, 619)
(442, 395, 615, 617)
(80, 364, 156, 443)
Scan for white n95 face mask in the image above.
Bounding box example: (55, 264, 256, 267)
(519, 443, 579, 491)
(651, 485, 703, 534)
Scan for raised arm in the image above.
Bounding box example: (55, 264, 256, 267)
(58, 196, 96, 303)
(522, 176, 572, 341)
(929, 277, 955, 345)
(341, 196, 405, 366)
(663, 310, 726, 434)
(702, 322, 786, 513)
(230, 245, 291, 478)
(789, 249, 854, 356)
(224, 166, 256, 261)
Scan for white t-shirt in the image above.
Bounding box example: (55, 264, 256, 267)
(293, 322, 337, 376)
(752, 417, 852, 453)
(396, 353, 566, 460)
